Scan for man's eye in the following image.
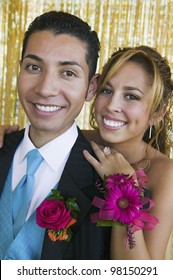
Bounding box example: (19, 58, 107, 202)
(26, 64, 41, 71)
(63, 70, 76, 77)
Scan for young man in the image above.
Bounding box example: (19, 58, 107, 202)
(0, 11, 110, 260)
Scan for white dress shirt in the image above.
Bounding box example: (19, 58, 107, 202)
(12, 122, 78, 220)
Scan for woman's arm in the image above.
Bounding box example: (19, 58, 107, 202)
(0, 124, 19, 147)
(83, 141, 173, 259)
(111, 161, 173, 259)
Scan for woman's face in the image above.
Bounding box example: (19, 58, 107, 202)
(94, 61, 153, 145)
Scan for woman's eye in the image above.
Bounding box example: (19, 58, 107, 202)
(100, 88, 112, 95)
(125, 93, 140, 100)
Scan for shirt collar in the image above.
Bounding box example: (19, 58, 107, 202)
(18, 123, 78, 172)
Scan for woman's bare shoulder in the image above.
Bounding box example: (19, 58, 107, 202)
(150, 151, 173, 172)
(147, 150, 173, 191)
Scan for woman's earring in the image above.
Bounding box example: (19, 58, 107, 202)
(149, 125, 152, 139)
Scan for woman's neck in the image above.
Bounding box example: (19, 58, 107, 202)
(110, 140, 149, 165)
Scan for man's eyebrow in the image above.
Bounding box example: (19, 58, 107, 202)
(60, 61, 83, 69)
(23, 55, 83, 69)
(23, 54, 43, 62)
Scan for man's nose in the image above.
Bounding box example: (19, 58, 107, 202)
(35, 70, 59, 97)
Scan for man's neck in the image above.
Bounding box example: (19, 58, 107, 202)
(28, 124, 75, 148)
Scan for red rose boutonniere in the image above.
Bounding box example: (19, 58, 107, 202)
(36, 189, 80, 242)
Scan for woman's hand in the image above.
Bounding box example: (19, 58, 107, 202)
(0, 124, 19, 148)
(83, 141, 135, 179)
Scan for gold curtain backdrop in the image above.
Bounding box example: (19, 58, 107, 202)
(0, 0, 173, 259)
(0, 0, 173, 128)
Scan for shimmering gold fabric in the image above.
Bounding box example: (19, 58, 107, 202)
(0, 0, 173, 128)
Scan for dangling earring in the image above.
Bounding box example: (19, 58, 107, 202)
(149, 125, 152, 139)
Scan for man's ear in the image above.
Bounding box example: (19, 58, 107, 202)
(85, 74, 100, 102)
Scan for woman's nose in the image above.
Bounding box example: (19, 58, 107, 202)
(106, 94, 122, 113)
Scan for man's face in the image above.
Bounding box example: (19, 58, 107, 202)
(18, 31, 95, 146)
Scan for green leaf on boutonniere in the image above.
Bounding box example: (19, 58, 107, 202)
(48, 189, 64, 201)
(66, 198, 80, 218)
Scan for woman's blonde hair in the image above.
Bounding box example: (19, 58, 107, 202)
(90, 46, 173, 156)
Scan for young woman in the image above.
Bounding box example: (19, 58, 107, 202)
(83, 46, 173, 259)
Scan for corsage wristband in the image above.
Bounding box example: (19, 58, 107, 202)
(91, 170, 159, 249)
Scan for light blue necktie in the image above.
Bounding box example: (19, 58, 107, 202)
(12, 149, 43, 237)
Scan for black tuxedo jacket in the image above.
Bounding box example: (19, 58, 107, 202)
(0, 128, 111, 259)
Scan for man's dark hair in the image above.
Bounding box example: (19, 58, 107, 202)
(21, 11, 100, 80)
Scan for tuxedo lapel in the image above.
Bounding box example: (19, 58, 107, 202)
(0, 130, 25, 194)
(41, 129, 100, 260)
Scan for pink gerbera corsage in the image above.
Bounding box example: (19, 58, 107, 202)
(91, 171, 159, 249)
